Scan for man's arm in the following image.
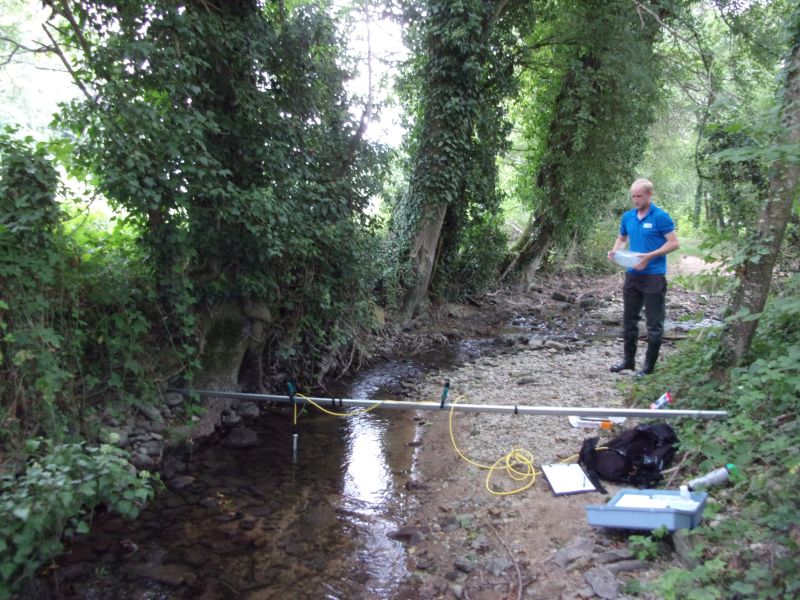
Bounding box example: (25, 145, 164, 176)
(632, 231, 680, 270)
(607, 234, 629, 261)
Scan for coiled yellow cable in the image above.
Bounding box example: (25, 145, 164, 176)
(448, 394, 539, 496)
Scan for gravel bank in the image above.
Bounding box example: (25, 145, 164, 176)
(400, 335, 672, 599)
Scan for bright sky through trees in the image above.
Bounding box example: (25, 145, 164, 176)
(334, 0, 408, 147)
(1, 2, 77, 136)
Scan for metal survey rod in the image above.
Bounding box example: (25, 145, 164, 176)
(168, 389, 728, 420)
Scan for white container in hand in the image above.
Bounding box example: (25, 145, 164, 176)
(613, 249, 641, 268)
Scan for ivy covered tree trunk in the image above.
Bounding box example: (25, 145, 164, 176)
(502, 0, 662, 286)
(713, 25, 800, 373)
(394, 0, 531, 319)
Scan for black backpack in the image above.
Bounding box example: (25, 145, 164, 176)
(579, 423, 678, 494)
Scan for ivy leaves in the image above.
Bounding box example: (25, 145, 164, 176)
(52, 1, 388, 373)
(0, 440, 155, 595)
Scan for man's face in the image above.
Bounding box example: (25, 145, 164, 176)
(631, 185, 652, 211)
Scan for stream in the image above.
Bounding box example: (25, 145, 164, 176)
(38, 362, 431, 600)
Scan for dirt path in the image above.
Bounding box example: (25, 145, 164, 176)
(393, 262, 723, 600)
(669, 253, 719, 277)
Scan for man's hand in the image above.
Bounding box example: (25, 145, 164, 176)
(607, 250, 616, 262)
(632, 254, 651, 270)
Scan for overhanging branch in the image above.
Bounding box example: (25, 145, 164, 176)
(41, 22, 95, 104)
(0, 36, 56, 68)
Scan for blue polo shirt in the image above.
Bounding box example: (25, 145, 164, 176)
(620, 204, 675, 275)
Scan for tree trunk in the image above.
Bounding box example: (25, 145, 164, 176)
(395, 0, 517, 319)
(185, 300, 271, 438)
(713, 35, 800, 373)
(515, 218, 556, 290)
(400, 201, 448, 319)
(692, 178, 704, 229)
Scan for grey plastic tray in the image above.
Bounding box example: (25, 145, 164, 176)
(586, 488, 708, 531)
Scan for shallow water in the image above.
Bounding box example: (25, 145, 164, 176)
(39, 363, 429, 599)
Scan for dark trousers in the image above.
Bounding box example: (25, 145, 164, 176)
(622, 273, 667, 344)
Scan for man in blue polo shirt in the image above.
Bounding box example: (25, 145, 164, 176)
(608, 179, 680, 376)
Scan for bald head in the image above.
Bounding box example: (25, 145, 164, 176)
(630, 179, 653, 212)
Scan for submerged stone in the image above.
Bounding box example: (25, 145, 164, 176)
(222, 428, 259, 448)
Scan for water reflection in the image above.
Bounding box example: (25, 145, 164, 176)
(343, 415, 390, 507)
(341, 413, 408, 596)
(333, 361, 420, 595)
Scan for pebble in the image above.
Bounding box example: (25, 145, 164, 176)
(222, 428, 258, 448)
(221, 411, 243, 427)
(584, 567, 620, 599)
(387, 526, 426, 545)
(163, 392, 184, 408)
(595, 548, 634, 564)
(605, 559, 649, 573)
(454, 558, 474, 573)
(544, 340, 568, 351)
(126, 564, 197, 586)
(234, 401, 260, 418)
(551, 536, 594, 567)
(131, 453, 155, 470)
(168, 475, 195, 490)
(137, 404, 163, 422)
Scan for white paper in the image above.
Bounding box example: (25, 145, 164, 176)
(614, 493, 699, 511)
(542, 463, 597, 495)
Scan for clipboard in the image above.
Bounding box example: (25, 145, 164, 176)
(541, 463, 597, 495)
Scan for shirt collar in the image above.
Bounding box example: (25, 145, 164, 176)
(637, 203, 655, 220)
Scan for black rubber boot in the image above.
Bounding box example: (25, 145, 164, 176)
(636, 341, 661, 377)
(610, 336, 637, 372)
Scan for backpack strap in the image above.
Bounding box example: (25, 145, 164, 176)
(578, 436, 608, 494)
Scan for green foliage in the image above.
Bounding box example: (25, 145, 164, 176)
(672, 272, 732, 294)
(51, 0, 387, 378)
(0, 438, 156, 596)
(0, 132, 67, 431)
(0, 132, 161, 443)
(632, 274, 800, 599)
(665, 0, 792, 237)
(559, 218, 619, 276)
(699, 120, 770, 234)
(435, 214, 509, 301)
(504, 0, 663, 273)
(636, 100, 699, 227)
(628, 526, 670, 561)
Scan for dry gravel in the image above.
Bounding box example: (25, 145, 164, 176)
(394, 269, 723, 600)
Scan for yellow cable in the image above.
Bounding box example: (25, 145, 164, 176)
(559, 446, 609, 465)
(448, 394, 539, 496)
(296, 393, 383, 418)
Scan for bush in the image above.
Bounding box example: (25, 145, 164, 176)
(558, 217, 619, 276)
(0, 438, 156, 597)
(631, 275, 800, 598)
(1, 132, 164, 445)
